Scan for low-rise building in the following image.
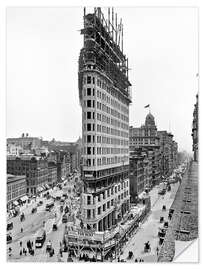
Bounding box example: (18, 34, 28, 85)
(7, 155, 49, 195)
(7, 174, 27, 210)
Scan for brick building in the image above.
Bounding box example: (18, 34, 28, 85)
(7, 155, 49, 195)
(7, 174, 27, 210)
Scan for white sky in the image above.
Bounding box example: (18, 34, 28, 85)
(6, 7, 198, 152)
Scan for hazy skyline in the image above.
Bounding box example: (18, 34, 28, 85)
(6, 7, 198, 152)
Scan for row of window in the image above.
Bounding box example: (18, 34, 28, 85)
(84, 156, 128, 167)
(84, 147, 129, 155)
(84, 135, 128, 146)
(7, 188, 26, 202)
(84, 111, 128, 131)
(86, 181, 129, 203)
(86, 191, 129, 219)
(7, 181, 25, 192)
(84, 123, 128, 138)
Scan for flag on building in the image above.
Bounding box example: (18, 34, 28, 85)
(144, 104, 150, 108)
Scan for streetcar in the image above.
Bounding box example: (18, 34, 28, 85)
(45, 201, 54, 211)
(35, 229, 46, 248)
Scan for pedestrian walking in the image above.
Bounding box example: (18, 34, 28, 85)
(156, 246, 159, 256)
(8, 247, 12, 257)
(20, 241, 22, 247)
(20, 250, 22, 256)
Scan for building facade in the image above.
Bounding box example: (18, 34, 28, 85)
(192, 94, 198, 161)
(7, 174, 26, 209)
(47, 150, 71, 181)
(7, 155, 49, 195)
(79, 8, 131, 231)
(157, 131, 178, 177)
(48, 163, 58, 186)
(129, 113, 161, 186)
(129, 151, 145, 203)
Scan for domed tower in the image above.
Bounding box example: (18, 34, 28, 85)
(145, 112, 156, 127)
(144, 112, 157, 138)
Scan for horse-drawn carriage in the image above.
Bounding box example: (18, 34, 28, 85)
(160, 216, 164, 223)
(127, 251, 134, 259)
(144, 242, 151, 253)
(7, 222, 13, 231)
(20, 212, 25, 222)
(163, 221, 168, 228)
(31, 207, 37, 214)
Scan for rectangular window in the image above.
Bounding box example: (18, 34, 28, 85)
(87, 135, 91, 143)
(98, 207, 101, 215)
(87, 88, 91, 96)
(87, 209, 91, 219)
(111, 199, 114, 206)
(87, 76, 91, 84)
(87, 124, 91, 131)
(87, 100, 91, 107)
(87, 111, 91, 119)
(103, 204, 106, 211)
(87, 147, 91, 155)
(107, 201, 110, 209)
(87, 196, 91, 205)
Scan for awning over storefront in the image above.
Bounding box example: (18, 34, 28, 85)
(13, 200, 19, 206)
(20, 195, 28, 202)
